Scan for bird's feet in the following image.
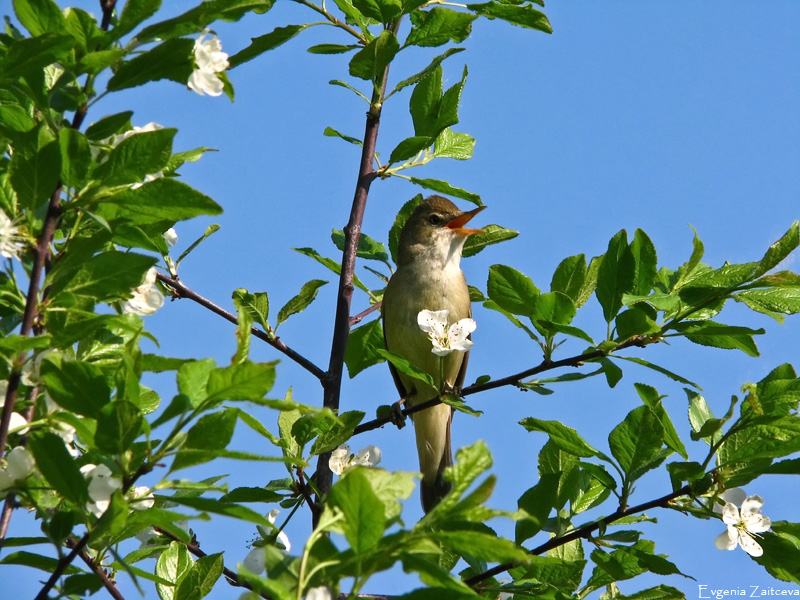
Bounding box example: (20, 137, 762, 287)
(390, 399, 407, 429)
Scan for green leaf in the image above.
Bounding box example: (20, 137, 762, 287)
(229, 24, 308, 68)
(41, 358, 110, 418)
(232, 289, 254, 364)
(93, 128, 176, 186)
(0, 33, 75, 81)
(615, 307, 659, 340)
(431, 530, 529, 564)
(276, 279, 328, 328)
(617, 356, 700, 389)
(91, 178, 223, 222)
(433, 128, 474, 160)
(331, 229, 389, 263)
(406, 8, 477, 47)
(466, 1, 552, 33)
(634, 383, 687, 459)
(94, 401, 143, 454)
(349, 30, 400, 82)
(376, 349, 436, 392)
(389, 135, 434, 163)
(391, 47, 464, 95)
(78, 49, 128, 76)
(205, 361, 277, 405)
(608, 406, 668, 482)
(85, 112, 134, 141)
(407, 177, 481, 206)
(520, 417, 598, 458)
(156, 542, 193, 600)
(409, 63, 444, 136)
(28, 431, 89, 506)
(108, 38, 194, 92)
(47, 250, 156, 302)
(292, 247, 371, 294)
(754, 221, 800, 278)
(629, 229, 658, 296)
(351, 0, 402, 22)
(9, 139, 60, 212)
(175, 553, 223, 600)
(754, 522, 800, 584)
(516, 474, 558, 543)
(171, 409, 237, 472)
(673, 321, 763, 356)
(310, 410, 365, 455)
(323, 126, 363, 147)
(686, 389, 721, 445)
(13, 0, 67, 36)
(136, 0, 277, 42)
(0, 551, 82, 575)
(596, 230, 635, 323)
(735, 286, 800, 317)
(329, 79, 371, 103)
(308, 43, 360, 54)
(232, 289, 270, 332)
(114, 0, 162, 39)
(59, 128, 92, 188)
(486, 264, 540, 316)
(329, 468, 387, 554)
(176, 223, 221, 267)
(462, 225, 517, 257)
(345, 319, 386, 377)
(551, 254, 587, 304)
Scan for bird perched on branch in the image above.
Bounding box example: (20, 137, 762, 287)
(382, 195, 485, 512)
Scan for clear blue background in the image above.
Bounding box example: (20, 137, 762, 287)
(4, 1, 800, 598)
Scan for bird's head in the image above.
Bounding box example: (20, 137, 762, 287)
(397, 196, 486, 268)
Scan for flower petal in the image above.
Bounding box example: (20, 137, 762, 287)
(738, 533, 764, 557)
(721, 502, 740, 525)
(714, 530, 737, 551)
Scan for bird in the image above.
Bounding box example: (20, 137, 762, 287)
(382, 195, 485, 512)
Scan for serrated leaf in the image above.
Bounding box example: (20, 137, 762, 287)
(608, 406, 668, 482)
(232, 289, 270, 332)
(596, 230, 635, 323)
(390, 47, 465, 95)
(406, 8, 477, 48)
(276, 279, 328, 328)
(9, 139, 60, 212)
(466, 1, 552, 33)
(408, 176, 480, 206)
(331, 229, 389, 263)
(328, 468, 386, 554)
(376, 348, 436, 392)
(463, 225, 517, 257)
(91, 178, 222, 222)
(433, 128, 474, 160)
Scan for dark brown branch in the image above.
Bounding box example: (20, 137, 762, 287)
(316, 20, 402, 519)
(72, 541, 126, 600)
(353, 336, 655, 435)
(35, 532, 91, 600)
(156, 273, 326, 380)
(464, 483, 692, 588)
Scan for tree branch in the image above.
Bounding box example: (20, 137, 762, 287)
(464, 483, 693, 588)
(316, 20, 402, 518)
(156, 273, 327, 380)
(353, 336, 656, 435)
(71, 540, 127, 600)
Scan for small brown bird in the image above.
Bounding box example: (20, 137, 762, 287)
(382, 195, 485, 512)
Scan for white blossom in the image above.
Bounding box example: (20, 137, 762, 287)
(269, 509, 291, 552)
(307, 587, 332, 600)
(417, 309, 476, 356)
(0, 210, 26, 260)
(81, 463, 123, 517)
(0, 447, 36, 494)
(163, 228, 178, 247)
(714, 493, 771, 557)
(242, 546, 266, 574)
(328, 443, 382, 475)
(129, 486, 155, 510)
(0, 382, 29, 435)
(124, 267, 165, 316)
(188, 30, 229, 97)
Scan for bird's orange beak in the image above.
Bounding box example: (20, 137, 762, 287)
(446, 205, 486, 236)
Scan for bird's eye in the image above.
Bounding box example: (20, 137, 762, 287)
(428, 214, 443, 225)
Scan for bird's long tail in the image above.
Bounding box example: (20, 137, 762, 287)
(414, 403, 453, 513)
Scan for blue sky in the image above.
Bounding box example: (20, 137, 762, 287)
(4, 1, 800, 598)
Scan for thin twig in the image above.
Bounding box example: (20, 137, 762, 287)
(156, 273, 326, 380)
(35, 532, 91, 600)
(353, 336, 655, 435)
(349, 301, 381, 327)
(465, 484, 693, 588)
